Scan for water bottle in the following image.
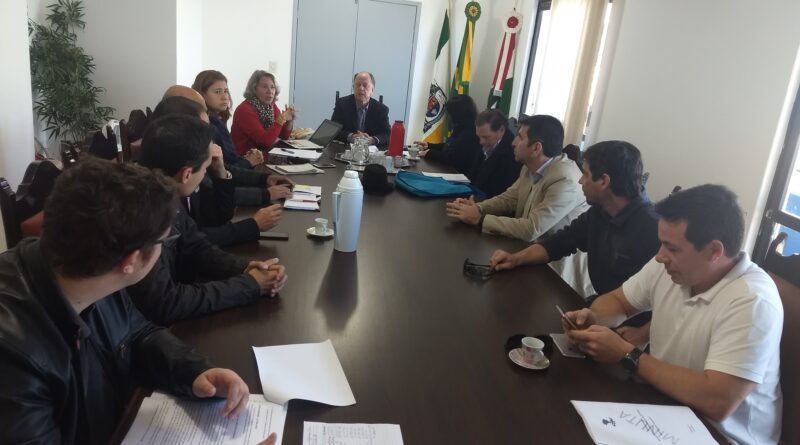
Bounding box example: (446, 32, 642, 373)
(332, 170, 364, 252)
(388, 120, 405, 157)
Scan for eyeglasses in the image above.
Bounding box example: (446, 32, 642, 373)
(154, 232, 181, 247)
(463, 258, 494, 280)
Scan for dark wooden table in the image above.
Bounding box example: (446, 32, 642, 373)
(118, 144, 725, 444)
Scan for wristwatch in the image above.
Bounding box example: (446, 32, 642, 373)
(619, 347, 643, 375)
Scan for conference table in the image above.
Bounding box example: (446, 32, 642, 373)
(116, 143, 726, 444)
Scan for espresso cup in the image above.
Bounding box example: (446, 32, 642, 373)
(520, 336, 545, 365)
(315, 218, 328, 234)
(408, 144, 420, 159)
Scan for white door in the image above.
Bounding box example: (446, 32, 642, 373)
(291, 0, 419, 130)
(353, 0, 419, 126)
(292, 0, 359, 129)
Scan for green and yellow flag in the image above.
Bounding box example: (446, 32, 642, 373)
(423, 10, 451, 144)
(451, 2, 481, 97)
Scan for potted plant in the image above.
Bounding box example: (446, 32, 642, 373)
(29, 0, 114, 155)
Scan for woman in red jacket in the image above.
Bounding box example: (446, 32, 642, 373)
(231, 70, 295, 154)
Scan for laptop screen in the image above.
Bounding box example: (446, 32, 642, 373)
(309, 119, 343, 146)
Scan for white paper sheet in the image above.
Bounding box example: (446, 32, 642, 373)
(303, 422, 404, 445)
(253, 339, 356, 406)
(268, 147, 322, 161)
(421, 172, 470, 183)
(122, 392, 287, 445)
(571, 401, 717, 445)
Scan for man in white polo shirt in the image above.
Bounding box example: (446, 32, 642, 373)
(564, 184, 783, 444)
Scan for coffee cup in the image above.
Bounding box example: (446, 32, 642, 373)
(314, 218, 328, 235)
(520, 337, 545, 365)
(384, 155, 394, 171)
(408, 144, 420, 159)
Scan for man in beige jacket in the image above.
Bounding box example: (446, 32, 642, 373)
(446, 115, 587, 242)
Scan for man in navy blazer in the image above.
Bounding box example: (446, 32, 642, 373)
(331, 72, 391, 146)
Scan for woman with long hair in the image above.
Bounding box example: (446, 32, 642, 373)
(416, 94, 481, 174)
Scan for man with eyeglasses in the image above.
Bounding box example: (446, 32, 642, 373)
(128, 113, 287, 326)
(0, 158, 277, 445)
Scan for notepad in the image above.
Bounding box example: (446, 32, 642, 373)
(121, 392, 287, 445)
(283, 200, 319, 211)
(303, 422, 404, 445)
(267, 163, 324, 175)
(268, 147, 322, 161)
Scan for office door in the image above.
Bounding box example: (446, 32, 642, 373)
(292, 0, 419, 130)
(292, 0, 359, 129)
(353, 0, 419, 126)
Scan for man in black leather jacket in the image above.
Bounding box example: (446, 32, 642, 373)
(0, 159, 253, 444)
(129, 114, 288, 326)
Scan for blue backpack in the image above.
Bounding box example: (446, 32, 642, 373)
(395, 171, 484, 198)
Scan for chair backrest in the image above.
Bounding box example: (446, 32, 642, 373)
(16, 160, 60, 221)
(335, 90, 340, 101)
(0, 178, 23, 249)
(762, 232, 800, 445)
(119, 119, 132, 162)
(60, 141, 80, 168)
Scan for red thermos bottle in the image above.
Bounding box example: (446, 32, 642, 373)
(388, 120, 405, 156)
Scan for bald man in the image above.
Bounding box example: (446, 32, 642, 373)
(331, 72, 391, 146)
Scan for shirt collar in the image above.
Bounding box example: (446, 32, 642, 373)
(483, 138, 502, 159)
(686, 252, 751, 304)
(530, 156, 555, 184)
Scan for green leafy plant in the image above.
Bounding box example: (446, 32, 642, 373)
(29, 0, 114, 144)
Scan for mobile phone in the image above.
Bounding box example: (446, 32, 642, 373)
(556, 305, 578, 329)
(259, 232, 289, 240)
(312, 162, 336, 168)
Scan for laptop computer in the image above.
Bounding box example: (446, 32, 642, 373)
(283, 119, 343, 149)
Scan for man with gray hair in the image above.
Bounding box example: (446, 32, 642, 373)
(331, 71, 391, 146)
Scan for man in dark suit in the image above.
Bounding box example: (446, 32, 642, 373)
(468, 109, 521, 198)
(331, 71, 391, 146)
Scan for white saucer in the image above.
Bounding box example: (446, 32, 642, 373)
(508, 348, 550, 370)
(307, 227, 334, 238)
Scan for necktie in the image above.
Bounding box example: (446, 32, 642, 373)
(357, 107, 366, 132)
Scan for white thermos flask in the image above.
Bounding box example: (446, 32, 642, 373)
(331, 170, 364, 252)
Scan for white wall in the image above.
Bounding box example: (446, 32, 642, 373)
(589, 0, 800, 251)
(0, 0, 37, 250)
(200, 0, 294, 123)
(77, 0, 178, 119)
(177, 0, 204, 86)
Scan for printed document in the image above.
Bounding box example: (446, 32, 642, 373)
(303, 422, 404, 445)
(421, 172, 470, 183)
(253, 339, 356, 406)
(122, 392, 287, 445)
(571, 401, 716, 445)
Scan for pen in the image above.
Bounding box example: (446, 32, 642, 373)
(556, 305, 579, 330)
(281, 148, 293, 153)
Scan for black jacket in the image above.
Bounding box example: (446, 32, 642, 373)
(424, 123, 481, 174)
(192, 174, 260, 247)
(0, 239, 213, 444)
(126, 206, 262, 326)
(468, 129, 521, 198)
(331, 95, 391, 146)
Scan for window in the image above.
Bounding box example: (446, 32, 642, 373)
(520, 0, 613, 144)
(753, 85, 800, 260)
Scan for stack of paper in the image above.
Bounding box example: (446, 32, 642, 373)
(268, 147, 322, 161)
(122, 392, 287, 445)
(252, 339, 356, 406)
(283, 184, 322, 211)
(267, 163, 324, 175)
(421, 171, 470, 183)
(571, 401, 717, 445)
